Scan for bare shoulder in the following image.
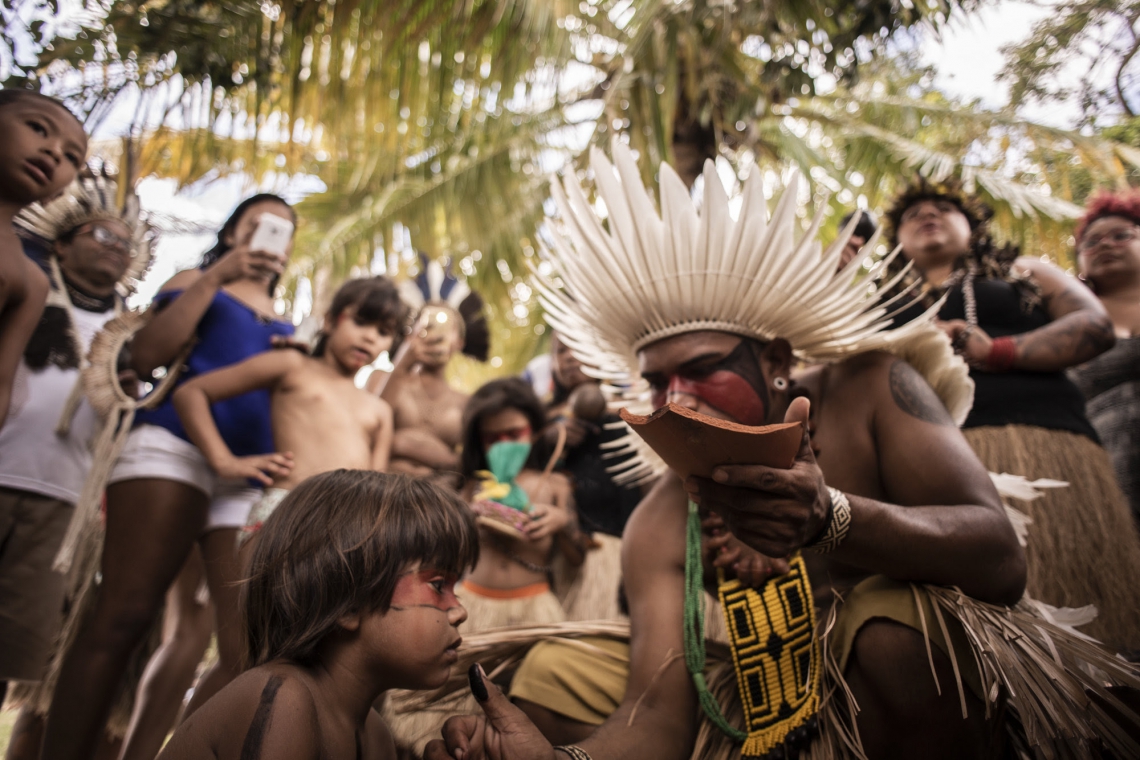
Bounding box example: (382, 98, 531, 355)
(623, 473, 687, 574)
(161, 665, 320, 760)
(1011, 255, 1062, 280)
(159, 267, 205, 295)
(0, 250, 47, 306)
(834, 350, 955, 428)
(22, 255, 48, 299)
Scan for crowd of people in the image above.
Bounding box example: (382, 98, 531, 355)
(0, 90, 1139, 760)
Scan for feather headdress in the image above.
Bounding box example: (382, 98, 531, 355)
(15, 174, 154, 296)
(399, 253, 490, 361)
(535, 141, 972, 482)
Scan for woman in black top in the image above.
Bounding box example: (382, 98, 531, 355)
(887, 178, 1140, 652)
(1070, 190, 1140, 525)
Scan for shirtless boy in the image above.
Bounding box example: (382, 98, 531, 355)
(0, 90, 87, 427)
(174, 277, 405, 525)
(157, 470, 481, 760)
(381, 303, 469, 480)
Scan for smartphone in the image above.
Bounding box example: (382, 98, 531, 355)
(248, 213, 294, 258)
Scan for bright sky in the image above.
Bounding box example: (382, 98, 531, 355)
(924, 1, 1067, 125)
(49, 1, 1082, 310)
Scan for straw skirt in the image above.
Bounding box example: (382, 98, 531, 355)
(964, 424, 1140, 650)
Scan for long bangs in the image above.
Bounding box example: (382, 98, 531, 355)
(355, 477, 479, 610)
(243, 471, 478, 668)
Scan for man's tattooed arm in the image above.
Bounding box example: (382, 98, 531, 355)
(888, 360, 955, 426)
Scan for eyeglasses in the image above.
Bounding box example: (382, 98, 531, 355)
(77, 223, 133, 254)
(1079, 226, 1139, 252)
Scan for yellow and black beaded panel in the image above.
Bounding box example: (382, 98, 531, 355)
(717, 553, 820, 757)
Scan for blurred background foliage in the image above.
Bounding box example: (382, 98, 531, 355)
(3, 0, 1139, 388)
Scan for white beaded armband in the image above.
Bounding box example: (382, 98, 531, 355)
(807, 487, 852, 554)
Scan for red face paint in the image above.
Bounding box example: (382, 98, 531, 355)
(480, 424, 532, 448)
(390, 569, 461, 612)
(652, 371, 767, 426)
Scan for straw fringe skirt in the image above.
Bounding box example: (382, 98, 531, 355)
(553, 533, 625, 622)
(964, 424, 1140, 650)
(383, 581, 568, 755)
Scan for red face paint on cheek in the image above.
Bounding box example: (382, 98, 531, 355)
(668, 372, 767, 426)
(391, 571, 460, 612)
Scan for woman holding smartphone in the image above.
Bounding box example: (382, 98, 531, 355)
(42, 195, 298, 759)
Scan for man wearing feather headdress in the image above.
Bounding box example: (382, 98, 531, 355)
(0, 176, 150, 702)
(423, 144, 1140, 760)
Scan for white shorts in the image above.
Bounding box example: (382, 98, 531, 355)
(109, 424, 261, 531)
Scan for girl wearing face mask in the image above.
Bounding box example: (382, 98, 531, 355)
(1070, 191, 1140, 526)
(382, 378, 581, 756)
(455, 377, 585, 633)
(886, 178, 1140, 654)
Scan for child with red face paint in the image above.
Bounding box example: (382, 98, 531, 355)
(156, 470, 480, 760)
(175, 277, 406, 540)
(456, 378, 583, 633)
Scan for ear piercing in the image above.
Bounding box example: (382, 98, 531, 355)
(773, 377, 788, 391)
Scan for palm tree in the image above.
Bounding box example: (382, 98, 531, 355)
(15, 0, 1139, 377)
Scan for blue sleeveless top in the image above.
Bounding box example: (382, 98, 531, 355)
(135, 289, 294, 457)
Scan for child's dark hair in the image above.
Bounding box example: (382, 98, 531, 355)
(312, 276, 408, 357)
(460, 377, 549, 480)
(0, 89, 82, 126)
(200, 193, 296, 295)
(242, 470, 479, 668)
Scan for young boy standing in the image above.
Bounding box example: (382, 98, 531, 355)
(0, 90, 88, 427)
(173, 277, 406, 531)
(156, 469, 480, 759)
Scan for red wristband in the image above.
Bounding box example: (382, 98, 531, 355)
(986, 336, 1017, 372)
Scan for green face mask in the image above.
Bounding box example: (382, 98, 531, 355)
(474, 441, 532, 511)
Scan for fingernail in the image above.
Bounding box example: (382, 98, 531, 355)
(468, 663, 489, 702)
(713, 469, 727, 483)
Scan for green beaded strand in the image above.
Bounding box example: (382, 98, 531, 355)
(683, 500, 747, 741)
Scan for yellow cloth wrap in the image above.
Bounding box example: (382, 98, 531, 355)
(718, 554, 820, 757)
(473, 470, 512, 503)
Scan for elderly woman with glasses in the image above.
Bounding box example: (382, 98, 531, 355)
(1070, 191, 1140, 526)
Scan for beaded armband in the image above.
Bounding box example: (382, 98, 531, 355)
(554, 746, 592, 760)
(806, 487, 852, 554)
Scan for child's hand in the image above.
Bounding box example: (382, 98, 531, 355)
(423, 665, 559, 760)
(206, 243, 285, 285)
(214, 452, 294, 486)
(524, 503, 571, 540)
(702, 512, 789, 588)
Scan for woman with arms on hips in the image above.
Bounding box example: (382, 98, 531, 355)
(41, 194, 298, 760)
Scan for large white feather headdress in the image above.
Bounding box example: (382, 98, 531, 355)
(535, 141, 973, 483)
(15, 174, 154, 296)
